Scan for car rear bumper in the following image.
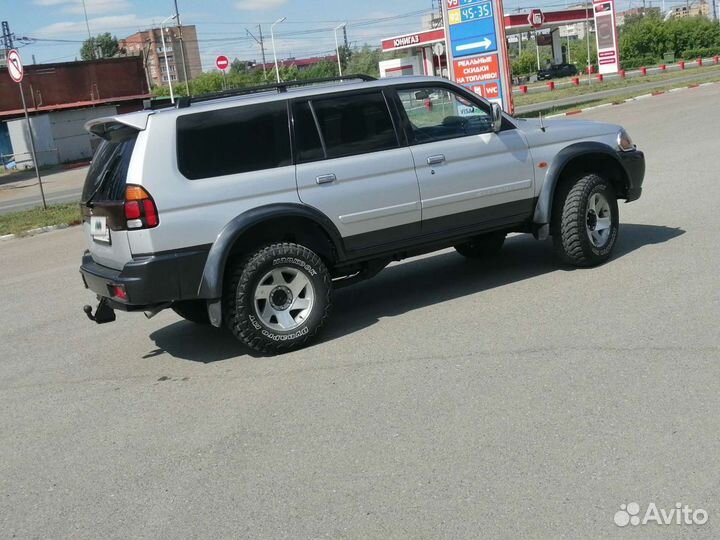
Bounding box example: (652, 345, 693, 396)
(618, 149, 645, 202)
(79, 246, 209, 311)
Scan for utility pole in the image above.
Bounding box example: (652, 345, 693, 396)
(246, 26, 268, 80)
(81, 0, 94, 59)
(173, 0, 191, 96)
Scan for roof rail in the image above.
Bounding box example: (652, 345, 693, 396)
(175, 74, 376, 109)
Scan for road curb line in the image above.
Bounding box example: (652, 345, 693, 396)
(0, 222, 75, 242)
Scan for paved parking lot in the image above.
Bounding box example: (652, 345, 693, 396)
(1, 85, 718, 539)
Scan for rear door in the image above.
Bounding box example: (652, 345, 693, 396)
(80, 125, 138, 269)
(393, 84, 535, 235)
(293, 90, 421, 252)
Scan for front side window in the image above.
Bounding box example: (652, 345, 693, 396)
(177, 101, 291, 180)
(396, 87, 493, 144)
(304, 92, 399, 160)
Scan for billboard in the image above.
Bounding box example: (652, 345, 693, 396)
(593, 0, 620, 74)
(442, 0, 513, 112)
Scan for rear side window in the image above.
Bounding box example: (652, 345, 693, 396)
(297, 92, 398, 161)
(177, 101, 291, 180)
(81, 133, 137, 203)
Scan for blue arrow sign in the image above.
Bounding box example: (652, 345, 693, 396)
(449, 14, 497, 57)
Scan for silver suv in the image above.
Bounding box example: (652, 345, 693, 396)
(80, 75, 645, 354)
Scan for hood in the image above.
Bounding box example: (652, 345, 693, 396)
(512, 116, 622, 147)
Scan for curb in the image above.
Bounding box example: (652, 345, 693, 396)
(545, 79, 718, 118)
(0, 222, 74, 242)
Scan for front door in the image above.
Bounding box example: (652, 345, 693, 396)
(394, 85, 535, 235)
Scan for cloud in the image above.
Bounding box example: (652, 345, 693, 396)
(34, 0, 132, 16)
(33, 14, 162, 38)
(235, 0, 287, 11)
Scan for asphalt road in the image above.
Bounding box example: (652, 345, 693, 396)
(1, 85, 718, 539)
(0, 167, 88, 214)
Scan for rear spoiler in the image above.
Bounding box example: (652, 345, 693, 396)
(85, 112, 151, 141)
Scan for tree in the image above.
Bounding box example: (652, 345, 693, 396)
(81, 33, 120, 61)
(346, 45, 382, 78)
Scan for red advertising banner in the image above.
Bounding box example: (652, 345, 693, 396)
(453, 54, 500, 85)
(381, 29, 446, 52)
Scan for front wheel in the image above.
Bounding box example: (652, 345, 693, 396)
(224, 243, 332, 354)
(553, 173, 619, 267)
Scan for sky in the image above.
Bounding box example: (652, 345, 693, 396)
(3, 0, 695, 69)
(4, 0, 442, 69)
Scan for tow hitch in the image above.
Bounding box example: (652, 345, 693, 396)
(83, 298, 116, 324)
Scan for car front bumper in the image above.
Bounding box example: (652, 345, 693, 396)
(618, 148, 645, 202)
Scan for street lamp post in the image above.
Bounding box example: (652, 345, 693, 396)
(160, 14, 177, 103)
(334, 23, 346, 77)
(271, 17, 286, 83)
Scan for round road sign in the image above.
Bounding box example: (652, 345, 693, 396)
(216, 55, 230, 71)
(528, 9, 545, 29)
(6, 49, 24, 83)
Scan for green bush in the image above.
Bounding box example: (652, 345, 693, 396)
(621, 55, 659, 69)
(681, 46, 720, 59)
(620, 16, 720, 60)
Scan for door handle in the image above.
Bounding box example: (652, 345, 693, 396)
(316, 174, 337, 185)
(427, 154, 446, 166)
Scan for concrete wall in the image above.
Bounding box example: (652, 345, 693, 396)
(49, 106, 117, 163)
(7, 115, 57, 168)
(5, 105, 117, 168)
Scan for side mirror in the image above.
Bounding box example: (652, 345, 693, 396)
(491, 102, 503, 132)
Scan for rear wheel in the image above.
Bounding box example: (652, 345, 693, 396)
(172, 300, 210, 325)
(224, 243, 332, 354)
(454, 231, 506, 259)
(553, 173, 619, 267)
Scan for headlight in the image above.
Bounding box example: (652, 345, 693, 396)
(617, 129, 635, 152)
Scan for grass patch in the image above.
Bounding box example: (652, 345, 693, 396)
(514, 64, 720, 107)
(0, 202, 82, 237)
(516, 75, 720, 118)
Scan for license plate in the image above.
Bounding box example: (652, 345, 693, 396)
(90, 216, 110, 244)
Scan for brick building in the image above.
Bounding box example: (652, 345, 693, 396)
(120, 25, 203, 87)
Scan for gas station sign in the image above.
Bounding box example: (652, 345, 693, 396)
(593, 0, 620, 74)
(443, 0, 513, 112)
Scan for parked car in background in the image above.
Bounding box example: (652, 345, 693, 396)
(537, 63, 579, 80)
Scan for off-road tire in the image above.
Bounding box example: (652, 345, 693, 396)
(224, 243, 332, 354)
(172, 300, 210, 325)
(454, 231, 506, 258)
(553, 173, 619, 267)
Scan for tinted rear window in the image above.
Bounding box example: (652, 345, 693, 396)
(309, 92, 398, 159)
(81, 134, 137, 202)
(177, 101, 292, 180)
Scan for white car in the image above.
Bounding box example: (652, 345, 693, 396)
(80, 75, 645, 354)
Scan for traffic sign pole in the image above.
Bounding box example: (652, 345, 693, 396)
(18, 82, 47, 210)
(7, 49, 47, 210)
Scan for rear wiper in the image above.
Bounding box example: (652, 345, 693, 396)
(84, 153, 121, 208)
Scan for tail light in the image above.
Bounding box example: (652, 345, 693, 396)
(124, 185, 159, 230)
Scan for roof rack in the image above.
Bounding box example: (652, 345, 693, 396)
(175, 74, 376, 109)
